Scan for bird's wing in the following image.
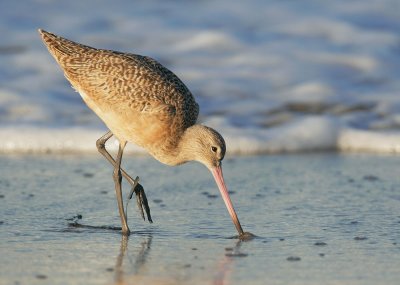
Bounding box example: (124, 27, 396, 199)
(39, 30, 199, 129)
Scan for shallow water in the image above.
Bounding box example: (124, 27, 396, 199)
(0, 153, 399, 284)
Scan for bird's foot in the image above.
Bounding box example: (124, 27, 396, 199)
(128, 176, 140, 200)
(134, 183, 153, 223)
(126, 176, 153, 223)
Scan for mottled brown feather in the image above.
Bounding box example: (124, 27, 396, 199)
(38, 29, 199, 158)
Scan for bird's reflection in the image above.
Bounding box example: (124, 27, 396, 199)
(112, 232, 250, 285)
(213, 239, 247, 285)
(114, 233, 153, 284)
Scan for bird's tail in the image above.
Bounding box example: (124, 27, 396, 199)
(38, 29, 95, 63)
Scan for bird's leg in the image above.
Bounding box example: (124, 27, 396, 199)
(96, 131, 139, 186)
(114, 141, 130, 235)
(96, 131, 153, 223)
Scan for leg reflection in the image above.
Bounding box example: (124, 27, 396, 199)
(114, 234, 153, 283)
(131, 235, 153, 274)
(115, 235, 128, 283)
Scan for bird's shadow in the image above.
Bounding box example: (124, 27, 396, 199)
(67, 221, 122, 232)
(64, 214, 124, 233)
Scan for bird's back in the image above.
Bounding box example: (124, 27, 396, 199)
(39, 30, 199, 152)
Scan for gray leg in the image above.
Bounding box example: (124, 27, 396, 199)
(96, 131, 139, 187)
(114, 141, 130, 235)
(96, 131, 153, 225)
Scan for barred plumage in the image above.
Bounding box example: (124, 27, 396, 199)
(39, 29, 199, 162)
(39, 29, 245, 237)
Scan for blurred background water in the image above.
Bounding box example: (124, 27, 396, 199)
(0, 0, 399, 154)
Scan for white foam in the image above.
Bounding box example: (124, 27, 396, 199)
(1, 117, 399, 155)
(285, 82, 335, 102)
(306, 52, 378, 73)
(0, 126, 146, 154)
(215, 116, 400, 154)
(277, 17, 398, 47)
(174, 31, 241, 52)
(338, 128, 400, 153)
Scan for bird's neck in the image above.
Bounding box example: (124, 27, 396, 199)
(177, 125, 202, 162)
(153, 125, 201, 166)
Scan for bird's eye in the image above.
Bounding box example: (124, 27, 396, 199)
(211, 146, 218, 153)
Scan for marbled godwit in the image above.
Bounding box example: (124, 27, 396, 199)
(38, 29, 246, 237)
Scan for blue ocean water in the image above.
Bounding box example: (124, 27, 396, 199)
(0, 0, 399, 153)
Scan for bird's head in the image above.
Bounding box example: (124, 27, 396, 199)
(180, 125, 243, 235)
(186, 125, 226, 170)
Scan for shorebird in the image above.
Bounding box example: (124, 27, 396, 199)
(38, 29, 245, 237)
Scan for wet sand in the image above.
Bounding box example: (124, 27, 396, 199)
(0, 153, 399, 284)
